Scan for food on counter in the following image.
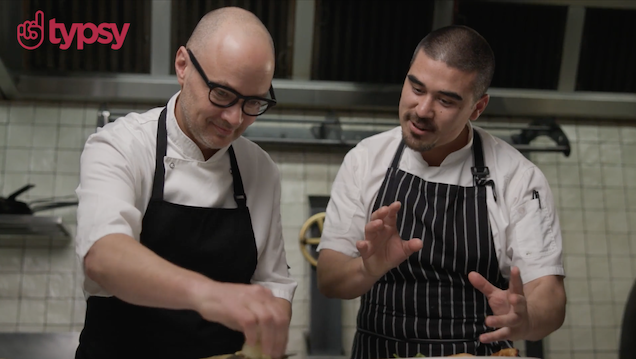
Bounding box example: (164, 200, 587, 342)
(239, 342, 272, 359)
(201, 342, 272, 359)
(489, 348, 519, 356)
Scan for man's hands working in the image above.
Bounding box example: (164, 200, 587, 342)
(358, 201, 423, 278)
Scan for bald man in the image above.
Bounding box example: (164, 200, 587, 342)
(74, 7, 296, 359)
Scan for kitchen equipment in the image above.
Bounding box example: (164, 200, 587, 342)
(619, 278, 636, 359)
(298, 196, 345, 359)
(0, 332, 80, 359)
(0, 184, 77, 238)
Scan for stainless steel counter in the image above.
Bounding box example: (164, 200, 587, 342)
(0, 332, 80, 359)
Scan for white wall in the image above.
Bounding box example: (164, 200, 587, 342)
(0, 100, 635, 359)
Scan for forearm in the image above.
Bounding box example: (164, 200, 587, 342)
(84, 233, 216, 311)
(523, 277, 566, 341)
(317, 249, 381, 299)
(275, 297, 292, 320)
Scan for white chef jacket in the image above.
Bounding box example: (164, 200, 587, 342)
(317, 124, 565, 284)
(76, 92, 297, 301)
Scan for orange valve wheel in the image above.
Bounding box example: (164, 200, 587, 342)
(298, 212, 325, 267)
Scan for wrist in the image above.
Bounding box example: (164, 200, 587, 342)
(186, 274, 221, 314)
(517, 299, 539, 341)
(358, 257, 385, 281)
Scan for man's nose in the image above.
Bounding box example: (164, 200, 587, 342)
(221, 102, 243, 127)
(415, 95, 434, 118)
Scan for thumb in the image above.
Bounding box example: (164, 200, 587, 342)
(356, 240, 372, 259)
(402, 238, 422, 257)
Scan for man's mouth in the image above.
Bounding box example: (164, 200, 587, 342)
(408, 119, 435, 135)
(212, 122, 233, 136)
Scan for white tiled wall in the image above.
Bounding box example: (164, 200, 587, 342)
(1, 100, 635, 359)
(529, 121, 636, 359)
(0, 101, 95, 333)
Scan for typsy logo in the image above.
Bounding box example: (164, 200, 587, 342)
(17, 10, 130, 50)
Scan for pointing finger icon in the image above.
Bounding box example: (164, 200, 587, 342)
(17, 10, 45, 50)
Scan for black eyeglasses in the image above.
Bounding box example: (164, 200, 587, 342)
(187, 49, 277, 116)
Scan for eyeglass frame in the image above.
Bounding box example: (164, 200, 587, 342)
(186, 48, 277, 116)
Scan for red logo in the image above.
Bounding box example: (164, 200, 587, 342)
(17, 10, 130, 50)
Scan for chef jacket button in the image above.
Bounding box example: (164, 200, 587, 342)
(169, 162, 175, 169)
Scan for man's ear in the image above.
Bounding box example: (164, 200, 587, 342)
(175, 46, 188, 87)
(470, 94, 490, 121)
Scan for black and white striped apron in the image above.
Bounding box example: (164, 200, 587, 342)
(352, 131, 514, 358)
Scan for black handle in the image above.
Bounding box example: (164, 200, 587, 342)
(7, 184, 35, 201)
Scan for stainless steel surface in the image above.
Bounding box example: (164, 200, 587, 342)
(291, 0, 315, 80)
(13, 74, 636, 120)
(485, 88, 636, 120)
(0, 214, 71, 238)
(558, 6, 585, 92)
(150, 0, 172, 76)
(0, 332, 80, 359)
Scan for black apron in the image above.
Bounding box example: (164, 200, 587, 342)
(352, 131, 514, 358)
(76, 108, 258, 359)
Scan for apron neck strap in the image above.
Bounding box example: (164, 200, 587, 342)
(471, 130, 489, 184)
(471, 130, 497, 200)
(151, 108, 169, 200)
(390, 139, 407, 169)
(227, 146, 247, 208)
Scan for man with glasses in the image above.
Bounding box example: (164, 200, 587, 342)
(74, 7, 296, 359)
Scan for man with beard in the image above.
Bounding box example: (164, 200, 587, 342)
(74, 7, 296, 359)
(316, 25, 566, 358)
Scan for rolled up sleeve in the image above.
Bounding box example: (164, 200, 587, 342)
(506, 167, 565, 284)
(250, 166, 297, 302)
(318, 147, 367, 258)
(75, 124, 147, 295)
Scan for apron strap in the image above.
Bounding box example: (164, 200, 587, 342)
(391, 139, 407, 168)
(471, 130, 497, 201)
(151, 108, 169, 201)
(228, 146, 247, 208)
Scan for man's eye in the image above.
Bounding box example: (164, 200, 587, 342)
(246, 100, 261, 108)
(213, 88, 231, 98)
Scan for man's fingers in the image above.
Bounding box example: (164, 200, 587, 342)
(468, 271, 498, 297)
(370, 205, 389, 221)
(508, 266, 524, 295)
(479, 327, 512, 343)
(364, 219, 383, 237)
(403, 238, 423, 256)
(240, 310, 259, 347)
(356, 241, 370, 258)
(484, 311, 521, 329)
(271, 304, 289, 358)
(384, 201, 401, 224)
(255, 303, 274, 356)
(508, 292, 527, 316)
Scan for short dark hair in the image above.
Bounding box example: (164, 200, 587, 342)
(410, 25, 495, 101)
